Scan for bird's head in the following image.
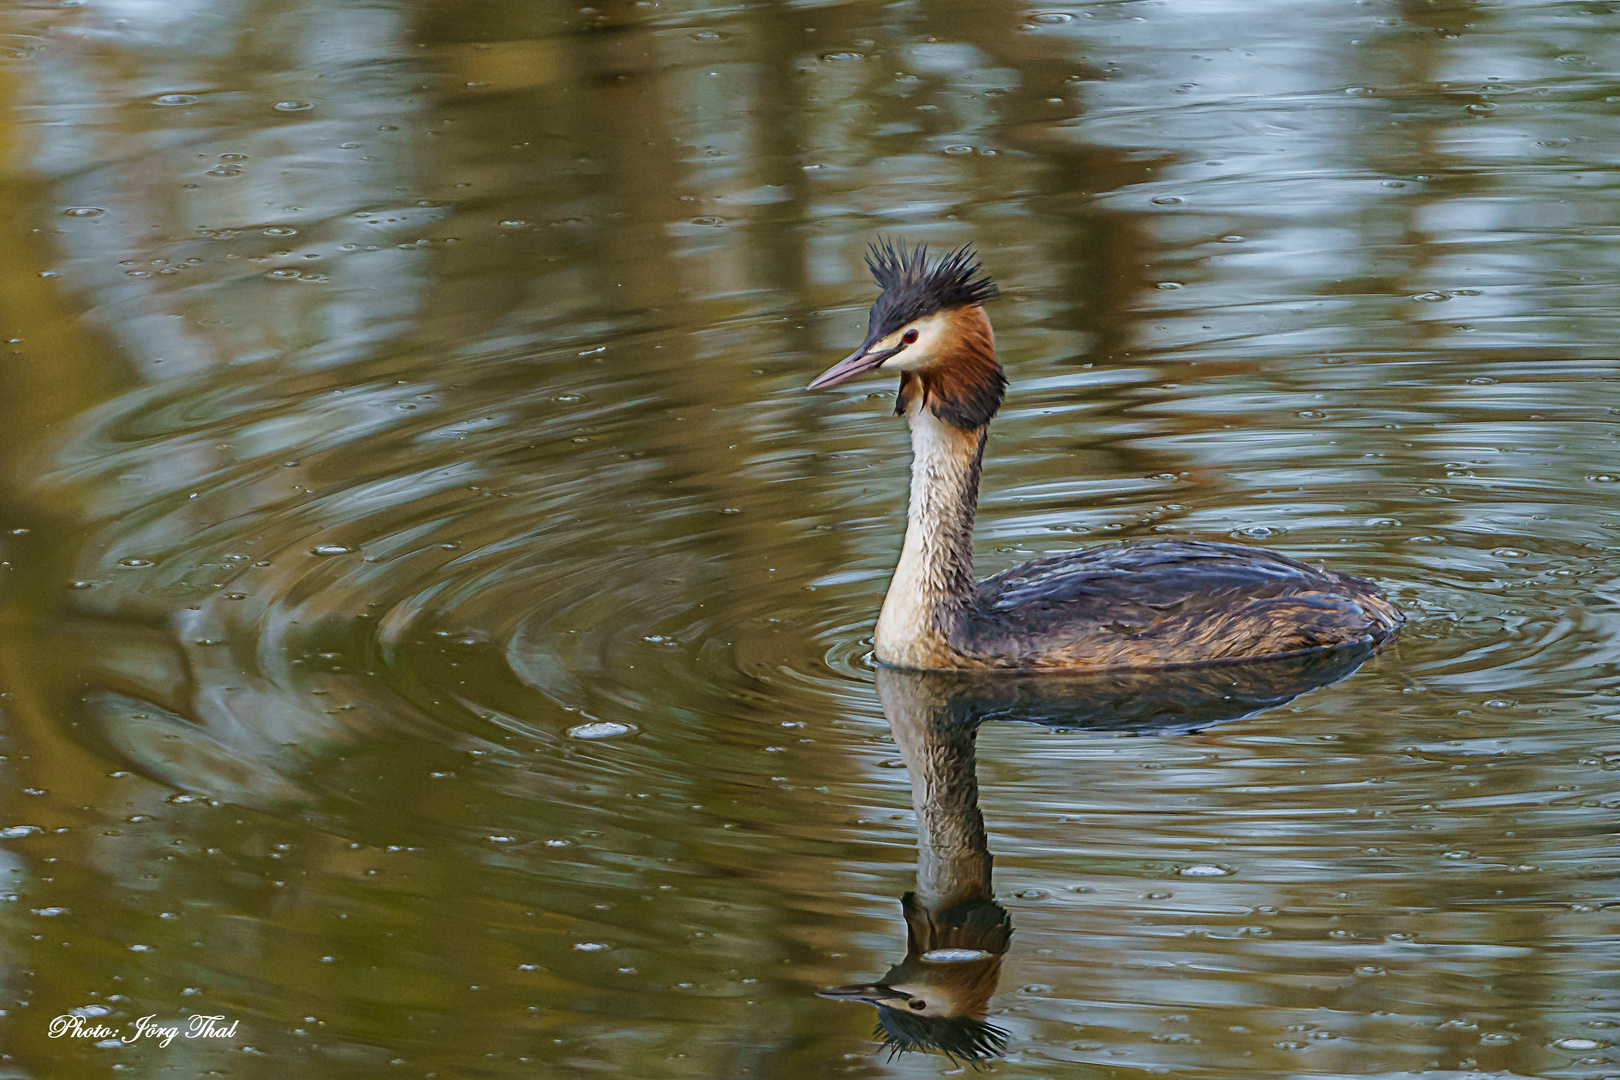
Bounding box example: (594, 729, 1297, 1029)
(817, 892, 1011, 1064)
(809, 240, 1005, 430)
(816, 967, 1009, 1065)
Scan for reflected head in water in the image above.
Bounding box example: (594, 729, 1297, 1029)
(817, 889, 1011, 1063)
(822, 645, 1381, 1063)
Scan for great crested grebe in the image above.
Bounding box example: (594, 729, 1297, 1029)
(809, 241, 1403, 672)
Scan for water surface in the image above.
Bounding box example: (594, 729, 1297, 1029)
(0, 0, 1617, 1076)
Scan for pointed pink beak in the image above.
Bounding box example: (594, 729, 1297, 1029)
(807, 342, 904, 389)
(816, 983, 910, 1004)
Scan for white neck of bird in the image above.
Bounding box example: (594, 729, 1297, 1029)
(874, 403, 985, 668)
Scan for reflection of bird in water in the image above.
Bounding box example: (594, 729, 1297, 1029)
(821, 647, 1380, 1063)
(809, 241, 1404, 672)
(818, 666, 1012, 1064)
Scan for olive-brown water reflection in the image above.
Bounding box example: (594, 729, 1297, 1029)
(0, 0, 1618, 1075)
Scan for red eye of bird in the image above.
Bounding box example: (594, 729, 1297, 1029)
(902, 328, 919, 344)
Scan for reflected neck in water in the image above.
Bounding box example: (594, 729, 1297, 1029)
(817, 667, 1012, 1064)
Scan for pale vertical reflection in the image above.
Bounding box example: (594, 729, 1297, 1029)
(7, 0, 443, 803)
(31, 0, 426, 380)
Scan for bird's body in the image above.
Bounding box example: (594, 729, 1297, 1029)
(811, 241, 1403, 672)
(921, 536, 1399, 671)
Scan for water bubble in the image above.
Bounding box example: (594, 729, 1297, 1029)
(1151, 195, 1183, 205)
(206, 165, 243, 177)
(0, 825, 41, 838)
(117, 557, 153, 568)
(820, 51, 864, 62)
(1411, 292, 1448, 302)
(310, 544, 355, 556)
(1587, 474, 1618, 483)
(1466, 102, 1496, 113)
(1155, 281, 1182, 291)
(1177, 864, 1232, 877)
(1031, 11, 1074, 23)
(943, 145, 974, 155)
(690, 29, 728, 40)
(1552, 1037, 1603, 1050)
(690, 216, 722, 226)
(568, 721, 635, 740)
(1218, 234, 1244, 243)
(921, 948, 991, 962)
(264, 269, 301, 280)
(262, 227, 297, 237)
(273, 100, 314, 112)
(151, 93, 198, 106)
(573, 941, 610, 951)
(63, 207, 104, 218)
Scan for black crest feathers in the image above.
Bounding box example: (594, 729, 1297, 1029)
(864, 239, 999, 340)
(872, 1008, 1009, 1066)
